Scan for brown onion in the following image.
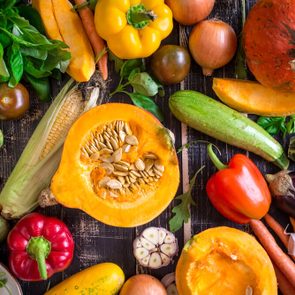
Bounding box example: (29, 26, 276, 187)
(189, 20, 237, 76)
(166, 0, 215, 25)
(120, 274, 167, 295)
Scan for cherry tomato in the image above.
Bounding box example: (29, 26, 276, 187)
(0, 83, 30, 120)
(150, 45, 191, 85)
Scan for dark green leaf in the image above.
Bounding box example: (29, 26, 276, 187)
(257, 116, 286, 136)
(8, 42, 23, 86)
(17, 5, 45, 34)
(0, 0, 17, 9)
(109, 51, 124, 73)
(127, 92, 164, 122)
(120, 59, 145, 79)
(0, 43, 9, 79)
(169, 166, 205, 232)
(24, 57, 51, 78)
(25, 73, 50, 101)
(129, 72, 159, 96)
(20, 46, 48, 60)
(288, 136, 295, 162)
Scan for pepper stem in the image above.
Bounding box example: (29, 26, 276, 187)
(126, 4, 157, 29)
(26, 236, 51, 280)
(207, 144, 228, 171)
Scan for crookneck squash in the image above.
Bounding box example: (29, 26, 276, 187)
(243, 0, 295, 92)
(176, 227, 277, 295)
(51, 103, 180, 227)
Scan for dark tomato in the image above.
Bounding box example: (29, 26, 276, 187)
(150, 45, 191, 85)
(0, 83, 30, 120)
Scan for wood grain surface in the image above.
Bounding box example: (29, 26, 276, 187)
(0, 0, 291, 294)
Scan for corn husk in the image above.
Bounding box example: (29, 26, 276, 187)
(0, 78, 101, 219)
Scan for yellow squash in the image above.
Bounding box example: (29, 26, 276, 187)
(51, 103, 180, 227)
(33, 0, 95, 82)
(213, 78, 295, 116)
(45, 262, 125, 295)
(176, 227, 277, 295)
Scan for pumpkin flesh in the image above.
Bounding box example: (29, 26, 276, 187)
(51, 103, 180, 227)
(176, 227, 277, 295)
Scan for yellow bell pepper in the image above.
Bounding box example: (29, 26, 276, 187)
(94, 0, 173, 59)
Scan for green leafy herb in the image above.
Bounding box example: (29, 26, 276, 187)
(0, 130, 3, 148)
(169, 166, 205, 232)
(0, 2, 71, 100)
(110, 57, 164, 121)
(288, 136, 295, 162)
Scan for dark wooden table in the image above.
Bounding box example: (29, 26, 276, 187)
(0, 0, 290, 294)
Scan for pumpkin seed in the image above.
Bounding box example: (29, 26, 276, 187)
(100, 190, 107, 199)
(107, 179, 122, 190)
(101, 162, 114, 175)
(147, 170, 155, 177)
(129, 176, 137, 183)
(99, 176, 111, 187)
(98, 142, 107, 149)
(154, 168, 163, 177)
(122, 144, 131, 153)
(112, 148, 122, 162)
(113, 163, 129, 172)
(124, 122, 132, 135)
(118, 176, 125, 185)
(119, 130, 126, 142)
(110, 191, 118, 198)
(105, 140, 113, 151)
(110, 137, 119, 150)
(125, 176, 131, 184)
(125, 135, 139, 145)
(138, 178, 145, 185)
(144, 159, 154, 171)
(100, 148, 113, 154)
(144, 153, 158, 160)
(101, 156, 113, 163)
(113, 171, 129, 177)
(130, 170, 141, 178)
(245, 286, 253, 295)
(135, 158, 145, 171)
(117, 160, 130, 168)
(154, 161, 165, 172)
(99, 134, 104, 143)
(103, 133, 110, 140)
(90, 152, 100, 161)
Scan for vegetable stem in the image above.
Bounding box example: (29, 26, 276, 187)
(207, 144, 228, 171)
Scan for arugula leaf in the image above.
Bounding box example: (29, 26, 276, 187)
(127, 92, 164, 122)
(129, 72, 159, 97)
(0, 130, 3, 148)
(120, 59, 145, 79)
(8, 42, 23, 87)
(169, 166, 205, 232)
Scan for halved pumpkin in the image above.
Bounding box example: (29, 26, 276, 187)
(176, 227, 277, 295)
(51, 103, 180, 227)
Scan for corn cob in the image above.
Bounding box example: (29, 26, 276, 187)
(0, 78, 100, 219)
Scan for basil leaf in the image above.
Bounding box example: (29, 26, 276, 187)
(24, 57, 51, 78)
(25, 73, 50, 101)
(0, 130, 3, 148)
(20, 46, 48, 60)
(8, 42, 23, 87)
(127, 92, 164, 122)
(129, 72, 159, 97)
(0, 43, 9, 79)
(120, 59, 145, 79)
(257, 116, 286, 136)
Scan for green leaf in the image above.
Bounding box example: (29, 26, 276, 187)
(25, 73, 50, 101)
(120, 59, 145, 79)
(257, 116, 286, 136)
(127, 92, 164, 122)
(109, 51, 124, 73)
(0, 43, 9, 79)
(8, 42, 23, 86)
(0, 130, 3, 148)
(129, 72, 159, 96)
(169, 166, 205, 232)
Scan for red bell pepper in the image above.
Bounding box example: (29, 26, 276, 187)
(7, 213, 74, 281)
(206, 144, 271, 224)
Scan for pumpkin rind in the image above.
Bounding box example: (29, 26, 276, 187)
(51, 103, 180, 227)
(176, 227, 277, 295)
(243, 0, 295, 92)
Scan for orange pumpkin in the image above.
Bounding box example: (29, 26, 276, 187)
(176, 227, 277, 295)
(243, 0, 295, 92)
(51, 103, 180, 227)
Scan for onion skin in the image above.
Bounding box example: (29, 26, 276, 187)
(165, 0, 215, 25)
(120, 274, 167, 295)
(189, 20, 237, 76)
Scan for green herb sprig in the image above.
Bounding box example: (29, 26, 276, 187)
(169, 166, 205, 232)
(109, 55, 164, 122)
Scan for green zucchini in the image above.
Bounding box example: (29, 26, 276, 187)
(169, 90, 289, 169)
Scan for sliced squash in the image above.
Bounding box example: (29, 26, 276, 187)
(213, 78, 295, 116)
(51, 103, 180, 227)
(176, 227, 277, 295)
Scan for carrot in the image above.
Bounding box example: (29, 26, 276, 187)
(249, 219, 295, 288)
(264, 214, 289, 248)
(273, 263, 295, 295)
(291, 217, 295, 232)
(73, 0, 108, 80)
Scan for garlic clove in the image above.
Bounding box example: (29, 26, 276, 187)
(160, 243, 178, 257)
(140, 237, 157, 250)
(164, 233, 176, 244)
(149, 252, 162, 268)
(134, 238, 142, 248)
(142, 227, 159, 244)
(134, 247, 150, 260)
(160, 253, 171, 266)
(140, 256, 150, 267)
(159, 229, 167, 244)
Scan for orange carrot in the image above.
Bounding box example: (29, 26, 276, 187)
(264, 214, 289, 248)
(291, 217, 295, 232)
(249, 219, 295, 288)
(273, 263, 295, 295)
(74, 0, 108, 80)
